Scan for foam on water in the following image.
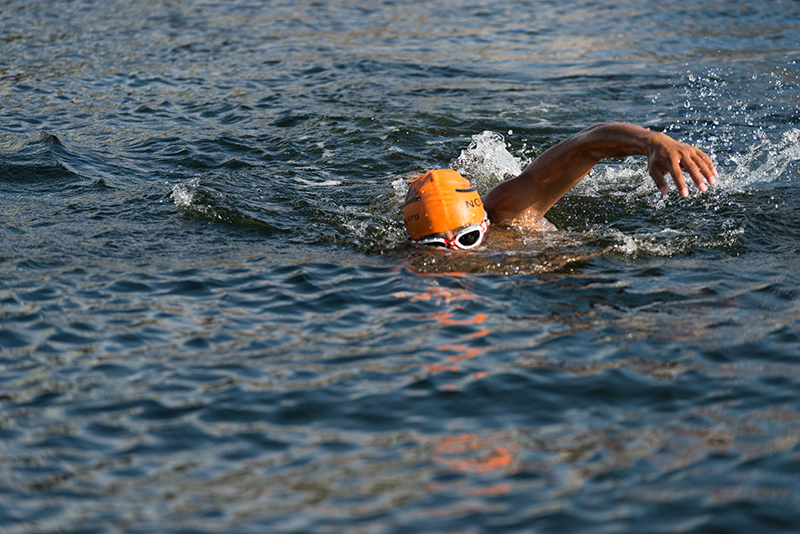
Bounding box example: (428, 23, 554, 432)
(726, 128, 800, 189)
(450, 130, 530, 191)
(171, 177, 199, 209)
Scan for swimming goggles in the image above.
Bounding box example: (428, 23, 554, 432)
(412, 219, 489, 250)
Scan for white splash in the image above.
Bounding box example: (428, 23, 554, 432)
(294, 177, 341, 187)
(172, 178, 199, 208)
(725, 128, 800, 190)
(600, 227, 682, 257)
(450, 130, 529, 191)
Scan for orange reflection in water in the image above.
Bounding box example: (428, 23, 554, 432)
(432, 433, 517, 475)
(425, 320, 491, 382)
(395, 285, 492, 383)
(393, 285, 477, 307)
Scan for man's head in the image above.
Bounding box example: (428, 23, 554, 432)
(403, 169, 488, 249)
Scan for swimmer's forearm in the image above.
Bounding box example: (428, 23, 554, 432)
(569, 122, 656, 158)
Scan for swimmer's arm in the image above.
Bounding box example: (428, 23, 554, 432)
(483, 122, 717, 225)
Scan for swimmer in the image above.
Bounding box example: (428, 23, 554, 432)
(404, 122, 717, 249)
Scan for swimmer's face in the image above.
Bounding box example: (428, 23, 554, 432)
(410, 218, 489, 250)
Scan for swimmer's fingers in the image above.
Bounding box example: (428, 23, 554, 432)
(647, 136, 717, 197)
(647, 151, 683, 196)
(669, 155, 691, 197)
(648, 162, 670, 196)
(691, 148, 717, 186)
(677, 147, 717, 195)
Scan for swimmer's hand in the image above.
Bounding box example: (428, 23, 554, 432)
(643, 131, 717, 197)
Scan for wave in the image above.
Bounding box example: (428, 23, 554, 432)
(171, 177, 286, 235)
(0, 131, 129, 193)
(0, 132, 82, 186)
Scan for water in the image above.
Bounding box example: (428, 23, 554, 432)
(1, 0, 800, 532)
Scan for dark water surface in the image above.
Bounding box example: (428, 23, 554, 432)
(2, 1, 800, 532)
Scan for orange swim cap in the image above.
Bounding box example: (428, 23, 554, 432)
(403, 169, 484, 240)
